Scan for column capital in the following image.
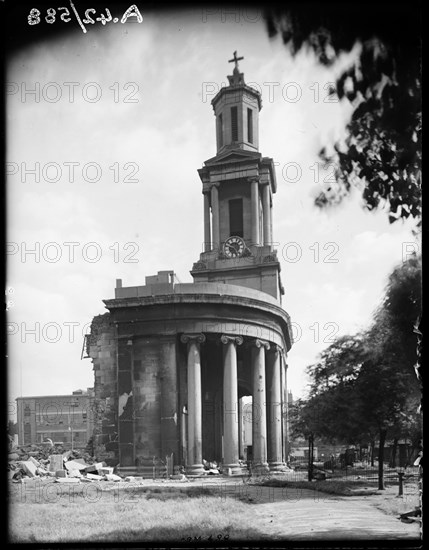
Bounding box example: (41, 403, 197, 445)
(268, 343, 283, 356)
(210, 182, 220, 190)
(248, 176, 260, 184)
(282, 350, 288, 366)
(248, 338, 270, 350)
(220, 334, 243, 346)
(180, 333, 206, 345)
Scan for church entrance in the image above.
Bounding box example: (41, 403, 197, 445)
(199, 340, 255, 467)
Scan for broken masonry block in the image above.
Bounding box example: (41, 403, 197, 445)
(28, 456, 41, 468)
(49, 455, 64, 472)
(86, 473, 104, 481)
(98, 467, 114, 476)
(19, 461, 37, 477)
(65, 460, 88, 471)
(105, 473, 122, 482)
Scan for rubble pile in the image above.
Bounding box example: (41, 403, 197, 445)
(8, 443, 123, 483)
(9, 444, 224, 483)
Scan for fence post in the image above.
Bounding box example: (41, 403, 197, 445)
(398, 471, 404, 496)
(308, 434, 314, 482)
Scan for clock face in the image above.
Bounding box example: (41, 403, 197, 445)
(224, 236, 245, 258)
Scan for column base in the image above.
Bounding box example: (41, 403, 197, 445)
(186, 463, 206, 476)
(221, 463, 244, 476)
(252, 462, 270, 475)
(269, 461, 289, 472)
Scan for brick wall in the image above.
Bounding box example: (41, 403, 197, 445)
(87, 313, 118, 464)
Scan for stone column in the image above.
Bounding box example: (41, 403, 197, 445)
(203, 192, 211, 252)
(221, 335, 243, 475)
(211, 183, 220, 251)
(261, 184, 271, 245)
(180, 333, 206, 475)
(250, 338, 270, 473)
(238, 397, 243, 459)
(250, 178, 260, 245)
(267, 345, 286, 471)
(159, 337, 179, 461)
(283, 353, 289, 463)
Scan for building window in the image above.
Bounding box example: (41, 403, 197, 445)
(217, 114, 223, 147)
(231, 106, 238, 142)
(247, 109, 253, 143)
(229, 198, 244, 237)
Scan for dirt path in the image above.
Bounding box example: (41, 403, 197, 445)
(219, 483, 421, 540)
(251, 496, 420, 540)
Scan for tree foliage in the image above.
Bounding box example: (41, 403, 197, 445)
(355, 253, 422, 434)
(294, 255, 422, 486)
(264, 3, 421, 223)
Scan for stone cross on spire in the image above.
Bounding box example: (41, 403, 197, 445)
(228, 51, 244, 72)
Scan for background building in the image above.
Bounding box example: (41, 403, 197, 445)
(16, 388, 95, 449)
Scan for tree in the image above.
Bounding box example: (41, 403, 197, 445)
(356, 254, 422, 488)
(304, 336, 372, 447)
(299, 255, 421, 488)
(306, 334, 365, 392)
(290, 367, 362, 481)
(263, 3, 421, 223)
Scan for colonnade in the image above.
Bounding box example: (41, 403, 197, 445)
(180, 333, 286, 475)
(203, 178, 273, 252)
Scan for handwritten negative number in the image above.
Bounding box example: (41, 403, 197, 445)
(28, 8, 41, 25)
(83, 9, 96, 24)
(58, 7, 71, 22)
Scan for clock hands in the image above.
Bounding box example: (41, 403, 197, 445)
(224, 236, 245, 258)
(227, 243, 239, 256)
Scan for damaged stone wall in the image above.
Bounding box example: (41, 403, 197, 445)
(117, 335, 181, 470)
(87, 313, 118, 465)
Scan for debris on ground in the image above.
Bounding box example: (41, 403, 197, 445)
(64, 460, 88, 472)
(105, 473, 122, 482)
(203, 459, 220, 475)
(7, 443, 193, 484)
(399, 507, 422, 523)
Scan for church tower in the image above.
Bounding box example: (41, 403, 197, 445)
(191, 52, 284, 302)
(87, 52, 293, 477)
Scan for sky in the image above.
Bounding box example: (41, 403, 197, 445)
(6, 6, 420, 420)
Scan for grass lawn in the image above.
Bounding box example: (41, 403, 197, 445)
(8, 483, 268, 543)
(253, 477, 382, 496)
(8, 477, 420, 543)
